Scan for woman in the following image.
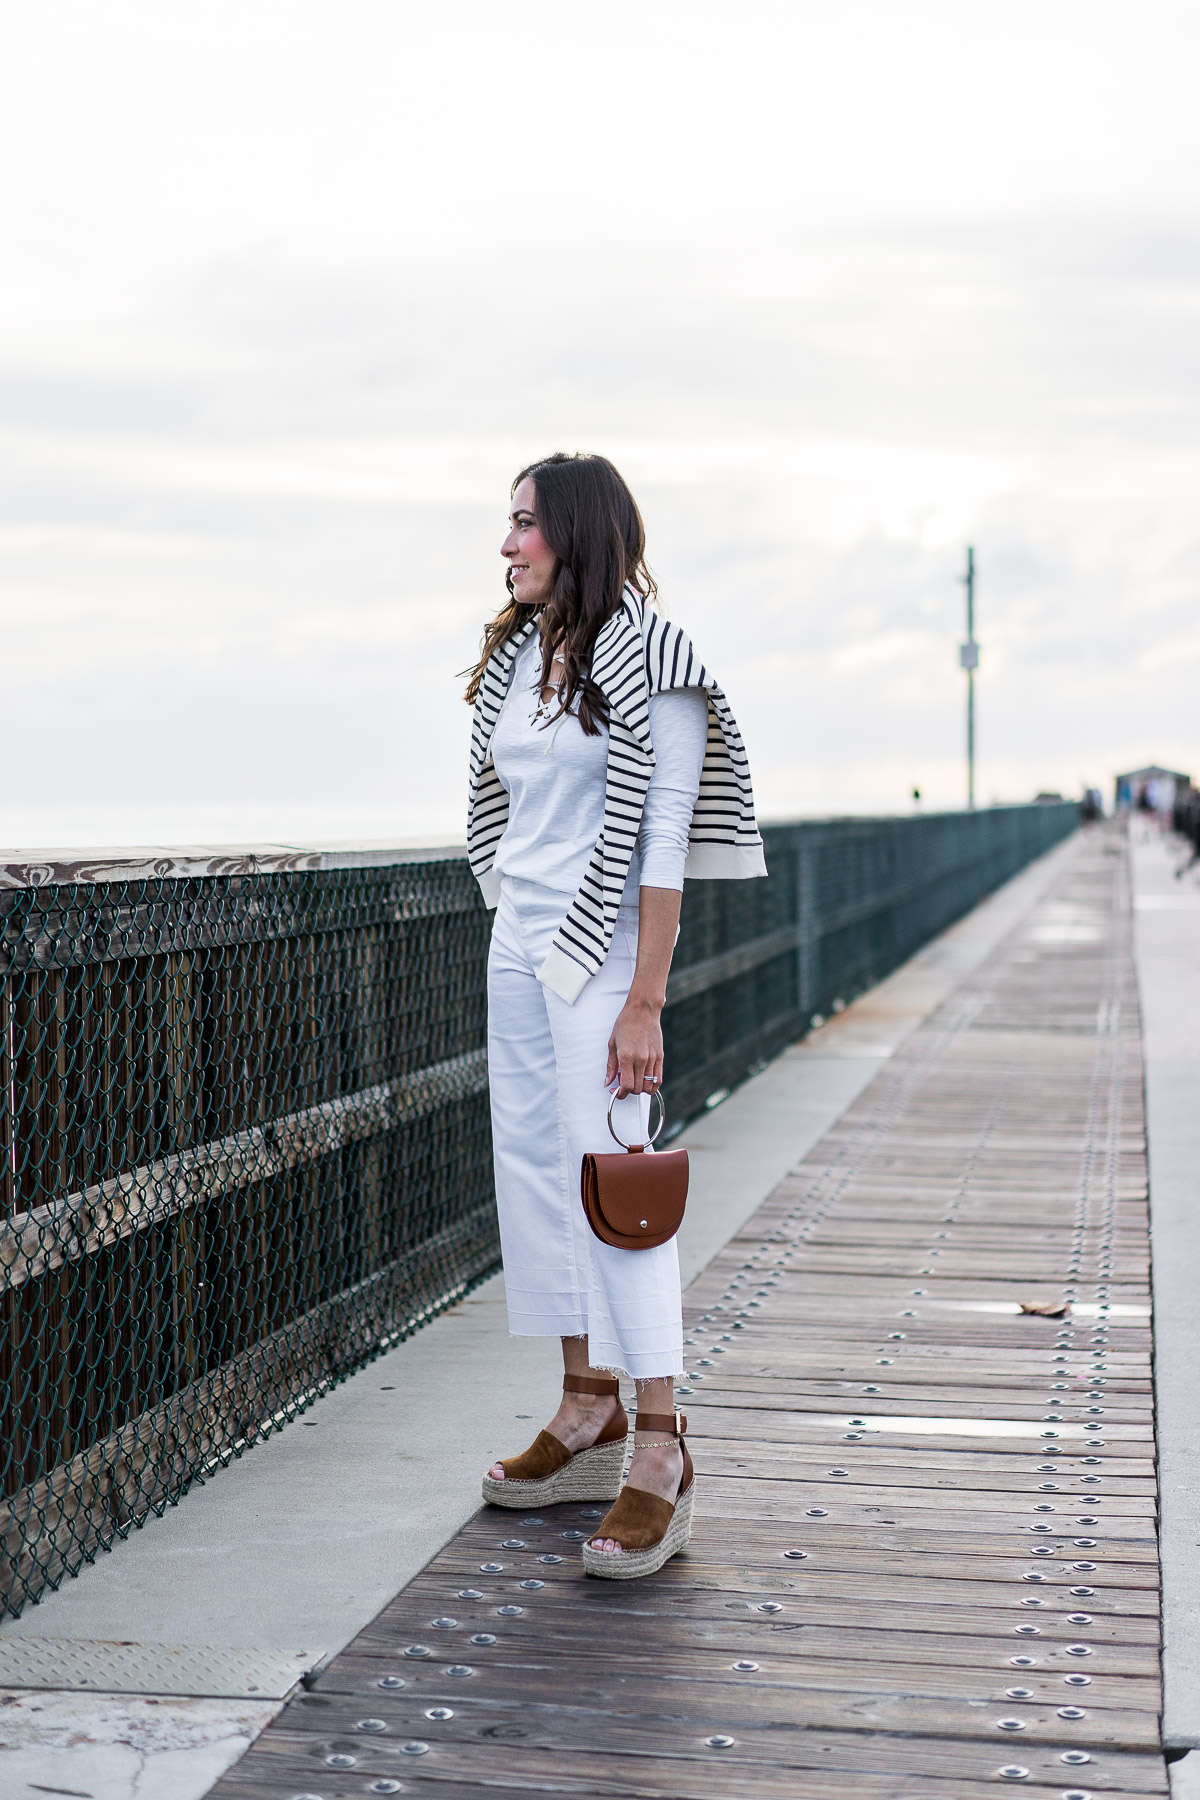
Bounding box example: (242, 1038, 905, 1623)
(465, 453, 765, 1579)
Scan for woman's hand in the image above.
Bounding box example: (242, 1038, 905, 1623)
(606, 995, 664, 1098)
(605, 886, 682, 1098)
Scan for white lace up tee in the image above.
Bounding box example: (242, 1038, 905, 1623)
(490, 636, 708, 903)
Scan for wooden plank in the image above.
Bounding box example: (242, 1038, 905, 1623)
(224, 1734, 1165, 1800)
(329, 1637, 1162, 1714)
(297, 1680, 1162, 1750)
(226, 1716, 1169, 1796)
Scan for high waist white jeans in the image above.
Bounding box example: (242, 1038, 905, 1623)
(487, 877, 684, 1379)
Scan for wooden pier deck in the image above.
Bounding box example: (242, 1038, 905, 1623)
(215, 827, 1163, 1799)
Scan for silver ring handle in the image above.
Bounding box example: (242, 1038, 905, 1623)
(606, 1086, 665, 1149)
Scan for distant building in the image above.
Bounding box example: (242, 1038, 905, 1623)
(1114, 765, 1192, 813)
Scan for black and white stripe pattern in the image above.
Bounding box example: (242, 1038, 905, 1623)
(467, 588, 765, 1003)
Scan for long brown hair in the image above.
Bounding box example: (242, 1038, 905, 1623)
(463, 452, 657, 736)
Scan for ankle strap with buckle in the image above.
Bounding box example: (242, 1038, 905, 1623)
(634, 1410, 686, 1438)
(563, 1373, 621, 1397)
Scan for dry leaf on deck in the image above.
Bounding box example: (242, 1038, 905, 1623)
(1019, 1301, 1070, 1317)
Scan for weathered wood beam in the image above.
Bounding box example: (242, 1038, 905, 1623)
(0, 1048, 489, 1291)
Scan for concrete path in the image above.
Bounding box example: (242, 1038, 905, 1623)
(0, 831, 1088, 1799)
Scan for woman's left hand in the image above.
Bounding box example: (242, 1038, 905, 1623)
(606, 996, 664, 1099)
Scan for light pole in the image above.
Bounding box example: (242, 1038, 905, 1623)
(959, 546, 979, 809)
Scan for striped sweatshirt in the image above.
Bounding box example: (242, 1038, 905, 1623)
(468, 588, 766, 1004)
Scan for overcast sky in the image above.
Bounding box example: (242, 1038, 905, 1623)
(2, 0, 1198, 848)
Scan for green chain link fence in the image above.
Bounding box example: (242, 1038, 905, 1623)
(1, 802, 1077, 1616)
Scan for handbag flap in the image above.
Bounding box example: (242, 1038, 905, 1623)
(587, 1148, 689, 1239)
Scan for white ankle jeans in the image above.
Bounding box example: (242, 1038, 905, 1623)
(487, 877, 684, 1379)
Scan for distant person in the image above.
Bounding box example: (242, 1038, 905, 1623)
(1174, 785, 1200, 873)
(464, 453, 765, 1578)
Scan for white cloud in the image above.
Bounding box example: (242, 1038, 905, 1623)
(1, 1, 1199, 845)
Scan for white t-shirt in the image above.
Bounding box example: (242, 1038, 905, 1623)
(491, 636, 708, 902)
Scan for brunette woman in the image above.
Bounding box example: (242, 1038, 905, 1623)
(465, 453, 765, 1579)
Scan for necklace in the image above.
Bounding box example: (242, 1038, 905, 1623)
(533, 649, 567, 723)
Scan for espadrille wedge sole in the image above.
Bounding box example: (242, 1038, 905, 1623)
(482, 1373, 627, 1509)
(582, 1408, 694, 1581)
(481, 1434, 627, 1508)
(581, 1475, 694, 1579)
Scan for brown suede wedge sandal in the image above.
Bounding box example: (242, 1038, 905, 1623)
(481, 1374, 628, 1509)
(580, 1410, 694, 1580)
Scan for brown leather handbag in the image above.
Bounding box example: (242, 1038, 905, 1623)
(581, 1089, 688, 1250)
